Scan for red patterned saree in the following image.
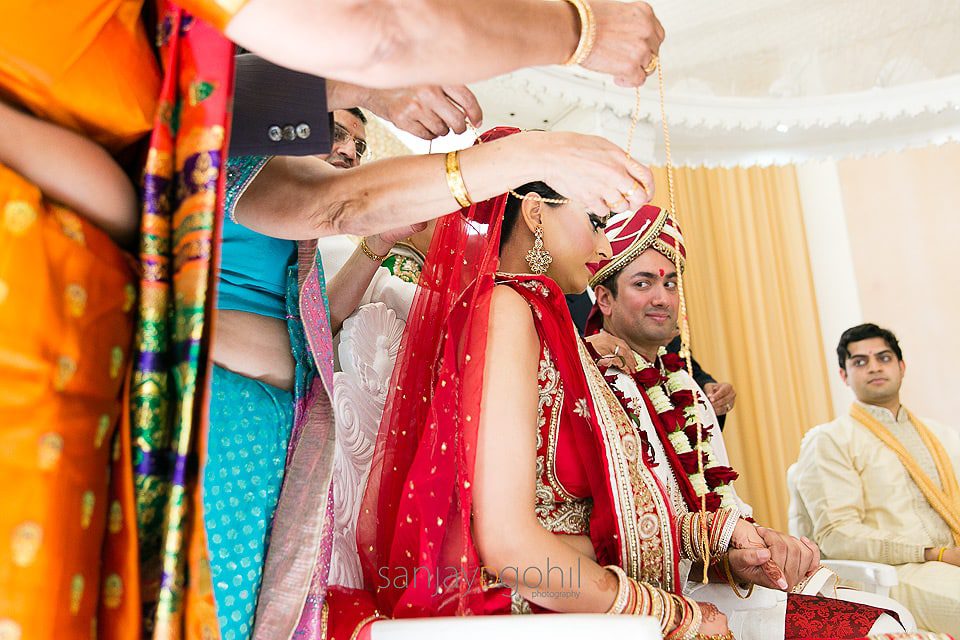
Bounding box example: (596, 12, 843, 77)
(324, 128, 693, 639)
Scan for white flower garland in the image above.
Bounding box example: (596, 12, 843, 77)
(638, 348, 738, 509)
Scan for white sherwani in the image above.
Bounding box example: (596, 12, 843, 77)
(795, 402, 960, 633)
(607, 364, 903, 639)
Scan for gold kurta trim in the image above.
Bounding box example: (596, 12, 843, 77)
(850, 403, 960, 545)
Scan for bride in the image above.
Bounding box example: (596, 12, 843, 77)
(327, 127, 743, 638)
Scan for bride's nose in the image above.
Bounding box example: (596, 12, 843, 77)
(595, 233, 612, 260)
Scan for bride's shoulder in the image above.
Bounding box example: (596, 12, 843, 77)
(490, 282, 533, 317)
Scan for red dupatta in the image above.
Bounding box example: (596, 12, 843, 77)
(356, 127, 516, 618)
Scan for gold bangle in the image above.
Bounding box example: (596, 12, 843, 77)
(359, 238, 388, 263)
(721, 553, 754, 600)
(562, 0, 596, 66)
(937, 547, 947, 563)
(444, 151, 472, 209)
(604, 565, 630, 614)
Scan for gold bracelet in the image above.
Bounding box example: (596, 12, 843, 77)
(561, 0, 596, 66)
(444, 151, 472, 208)
(604, 565, 630, 614)
(359, 238, 388, 263)
(721, 553, 754, 600)
(937, 547, 947, 563)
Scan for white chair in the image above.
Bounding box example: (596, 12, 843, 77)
(786, 463, 918, 631)
(370, 614, 660, 640)
(329, 303, 406, 588)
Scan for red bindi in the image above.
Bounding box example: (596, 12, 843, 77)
(658, 268, 665, 277)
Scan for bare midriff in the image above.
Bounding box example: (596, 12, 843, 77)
(212, 309, 296, 391)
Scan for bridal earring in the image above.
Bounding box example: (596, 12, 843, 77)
(525, 226, 553, 274)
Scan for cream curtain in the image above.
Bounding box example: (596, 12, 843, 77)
(649, 165, 833, 531)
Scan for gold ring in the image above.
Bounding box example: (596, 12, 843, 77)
(621, 182, 640, 201)
(614, 345, 621, 356)
(643, 54, 659, 75)
(604, 195, 630, 213)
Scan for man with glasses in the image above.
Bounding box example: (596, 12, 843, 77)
(325, 108, 368, 169)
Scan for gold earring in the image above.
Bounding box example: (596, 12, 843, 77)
(525, 226, 553, 274)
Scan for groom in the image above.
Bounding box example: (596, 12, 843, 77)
(583, 205, 904, 639)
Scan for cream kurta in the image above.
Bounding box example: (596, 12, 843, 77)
(795, 401, 960, 633)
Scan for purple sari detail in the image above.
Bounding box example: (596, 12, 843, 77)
(254, 240, 337, 639)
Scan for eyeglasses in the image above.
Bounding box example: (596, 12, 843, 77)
(333, 122, 367, 158)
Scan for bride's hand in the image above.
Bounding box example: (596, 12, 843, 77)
(585, 331, 638, 372)
(695, 602, 732, 637)
(727, 547, 787, 592)
(729, 519, 789, 590)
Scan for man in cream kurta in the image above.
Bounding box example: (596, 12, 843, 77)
(795, 323, 960, 633)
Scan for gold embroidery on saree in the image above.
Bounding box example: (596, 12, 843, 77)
(535, 345, 592, 535)
(577, 339, 675, 590)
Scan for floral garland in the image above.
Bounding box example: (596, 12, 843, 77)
(599, 346, 739, 513)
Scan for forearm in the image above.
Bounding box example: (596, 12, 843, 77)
(0, 100, 137, 246)
(325, 80, 371, 111)
(235, 134, 543, 240)
(482, 527, 702, 637)
(325, 240, 386, 334)
(226, 0, 577, 89)
(816, 521, 926, 565)
(478, 525, 617, 613)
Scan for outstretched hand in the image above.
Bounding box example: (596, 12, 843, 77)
(532, 131, 655, 220)
(365, 85, 483, 139)
(583, 1, 665, 87)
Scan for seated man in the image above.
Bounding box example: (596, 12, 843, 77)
(795, 323, 960, 634)
(584, 206, 906, 639)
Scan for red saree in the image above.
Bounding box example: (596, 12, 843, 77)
(326, 127, 688, 638)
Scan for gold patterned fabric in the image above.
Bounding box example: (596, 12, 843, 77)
(533, 345, 593, 536)
(0, 162, 137, 638)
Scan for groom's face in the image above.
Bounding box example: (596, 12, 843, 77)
(600, 249, 679, 348)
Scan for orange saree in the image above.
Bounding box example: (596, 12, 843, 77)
(0, 1, 241, 637)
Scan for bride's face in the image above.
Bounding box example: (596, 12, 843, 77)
(540, 200, 613, 294)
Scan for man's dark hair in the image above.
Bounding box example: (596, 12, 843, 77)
(836, 323, 903, 369)
(345, 107, 368, 124)
(499, 181, 565, 250)
(594, 271, 620, 297)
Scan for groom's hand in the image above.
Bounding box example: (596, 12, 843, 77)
(727, 547, 788, 591)
(755, 527, 820, 590)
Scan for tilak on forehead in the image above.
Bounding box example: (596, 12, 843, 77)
(588, 204, 686, 288)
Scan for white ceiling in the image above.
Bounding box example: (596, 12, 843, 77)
(453, 1, 960, 166)
(652, 0, 960, 97)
